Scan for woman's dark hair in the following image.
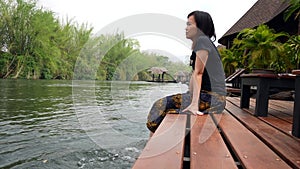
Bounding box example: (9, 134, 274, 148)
(187, 10, 216, 41)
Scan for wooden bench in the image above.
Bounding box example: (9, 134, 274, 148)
(226, 68, 246, 88)
(132, 98, 299, 168)
(240, 71, 300, 138)
(240, 73, 295, 117)
(226, 68, 246, 96)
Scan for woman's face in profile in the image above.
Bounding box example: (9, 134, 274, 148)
(185, 15, 198, 40)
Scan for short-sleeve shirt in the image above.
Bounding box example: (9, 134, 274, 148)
(191, 35, 226, 96)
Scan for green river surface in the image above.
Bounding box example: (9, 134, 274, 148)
(0, 79, 188, 169)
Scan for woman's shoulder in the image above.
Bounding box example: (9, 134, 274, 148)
(196, 35, 211, 43)
(194, 35, 213, 51)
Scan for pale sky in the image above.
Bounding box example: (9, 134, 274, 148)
(37, 0, 257, 61)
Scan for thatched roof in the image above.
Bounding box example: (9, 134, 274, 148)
(218, 0, 291, 46)
(148, 67, 168, 74)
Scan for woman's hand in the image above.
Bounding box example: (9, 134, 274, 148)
(182, 104, 204, 115)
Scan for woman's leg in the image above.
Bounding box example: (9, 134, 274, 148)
(201, 91, 226, 114)
(146, 93, 188, 133)
(146, 91, 225, 133)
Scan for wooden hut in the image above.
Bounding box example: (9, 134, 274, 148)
(148, 67, 168, 82)
(218, 0, 299, 48)
(174, 71, 190, 84)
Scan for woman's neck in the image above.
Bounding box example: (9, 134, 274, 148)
(191, 30, 204, 50)
(191, 36, 198, 49)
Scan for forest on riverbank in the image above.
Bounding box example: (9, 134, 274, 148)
(0, 0, 190, 80)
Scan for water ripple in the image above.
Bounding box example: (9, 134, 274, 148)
(0, 80, 187, 168)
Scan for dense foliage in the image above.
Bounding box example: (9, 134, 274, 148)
(0, 0, 190, 80)
(220, 25, 300, 76)
(220, 0, 300, 76)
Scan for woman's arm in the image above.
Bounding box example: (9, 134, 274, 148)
(183, 49, 208, 115)
(188, 74, 193, 94)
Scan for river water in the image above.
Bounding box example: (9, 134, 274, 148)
(0, 79, 188, 169)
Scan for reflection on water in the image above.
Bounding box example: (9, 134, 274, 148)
(0, 79, 187, 168)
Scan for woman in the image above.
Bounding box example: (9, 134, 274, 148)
(146, 11, 226, 133)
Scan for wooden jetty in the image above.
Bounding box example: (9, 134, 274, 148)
(132, 97, 300, 169)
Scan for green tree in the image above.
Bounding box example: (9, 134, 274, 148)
(219, 48, 242, 76)
(232, 24, 288, 72)
(283, 35, 300, 69)
(29, 9, 61, 79)
(98, 34, 139, 80)
(0, 0, 186, 80)
(0, 0, 93, 79)
(284, 0, 300, 34)
(55, 19, 93, 79)
(0, 0, 37, 78)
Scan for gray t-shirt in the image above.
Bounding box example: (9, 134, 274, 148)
(193, 35, 226, 96)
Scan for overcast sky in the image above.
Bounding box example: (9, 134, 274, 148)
(37, 0, 257, 61)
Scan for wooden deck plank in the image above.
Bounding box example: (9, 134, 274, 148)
(213, 111, 292, 169)
(134, 96, 299, 169)
(228, 96, 293, 119)
(132, 114, 187, 169)
(258, 116, 293, 135)
(227, 97, 293, 125)
(269, 99, 294, 115)
(225, 100, 300, 168)
(263, 100, 293, 120)
(268, 100, 294, 120)
(227, 97, 293, 134)
(267, 110, 293, 124)
(229, 96, 293, 113)
(190, 115, 237, 169)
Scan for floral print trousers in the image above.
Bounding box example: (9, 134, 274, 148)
(146, 91, 226, 133)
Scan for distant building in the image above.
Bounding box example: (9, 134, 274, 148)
(218, 0, 299, 48)
(148, 67, 168, 82)
(174, 71, 190, 84)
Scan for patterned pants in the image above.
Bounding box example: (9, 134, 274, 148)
(146, 91, 226, 133)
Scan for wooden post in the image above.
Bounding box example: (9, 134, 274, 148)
(240, 78, 251, 109)
(292, 70, 300, 138)
(255, 78, 270, 117)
